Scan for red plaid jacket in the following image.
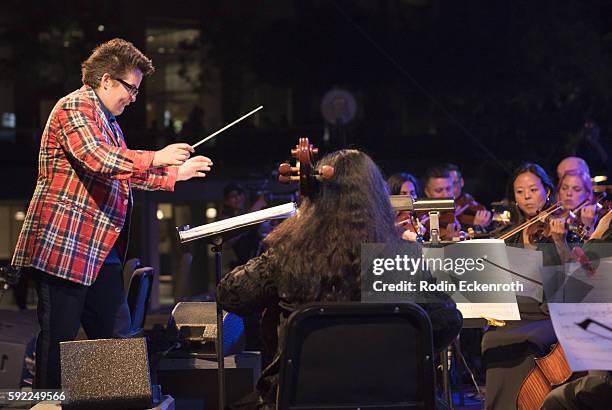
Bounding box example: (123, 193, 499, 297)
(12, 86, 178, 285)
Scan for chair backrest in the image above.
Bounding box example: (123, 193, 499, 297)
(123, 257, 142, 295)
(127, 267, 155, 335)
(277, 302, 436, 410)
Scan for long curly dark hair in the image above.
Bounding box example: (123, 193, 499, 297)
(265, 149, 400, 304)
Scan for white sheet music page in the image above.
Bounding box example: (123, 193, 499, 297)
(548, 303, 612, 371)
(456, 303, 521, 320)
(178, 202, 297, 243)
(506, 245, 544, 301)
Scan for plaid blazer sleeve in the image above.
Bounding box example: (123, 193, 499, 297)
(130, 166, 179, 191)
(57, 101, 155, 178)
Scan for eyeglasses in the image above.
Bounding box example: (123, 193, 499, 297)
(115, 78, 139, 97)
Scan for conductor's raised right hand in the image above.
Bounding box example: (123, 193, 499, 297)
(153, 143, 194, 167)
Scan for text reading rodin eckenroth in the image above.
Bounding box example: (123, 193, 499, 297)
(372, 280, 524, 293)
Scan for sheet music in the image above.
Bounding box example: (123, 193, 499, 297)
(424, 240, 520, 320)
(456, 302, 521, 320)
(548, 303, 612, 371)
(561, 257, 612, 303)
(506, 246, 544, 301)
(178, 202, 297, 243)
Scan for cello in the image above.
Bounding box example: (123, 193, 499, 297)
(516, 343, 585, 410)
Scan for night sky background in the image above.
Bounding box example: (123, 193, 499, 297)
(2, 0, 612, 205)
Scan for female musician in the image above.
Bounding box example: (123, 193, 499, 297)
(387, 172, 424, 241)
(556, 169, 599, 241)
(499, 163, 574, 260)
(217, 150, 463, 409)
(387, 171, 420, 199)
(482, 163, 560, 410)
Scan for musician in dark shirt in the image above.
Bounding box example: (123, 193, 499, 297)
(217, 149, 463, 409)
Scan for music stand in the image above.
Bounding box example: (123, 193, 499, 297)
(177, 203, 297, 410)
(389, 195, 455, 245)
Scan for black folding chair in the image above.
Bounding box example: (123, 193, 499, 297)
(277, 302, 436, 410)
(126, 266, 155, 337)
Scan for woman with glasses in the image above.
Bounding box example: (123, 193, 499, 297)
(11, 38, 213, 388)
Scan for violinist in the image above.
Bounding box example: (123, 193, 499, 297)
(556, 156, 590, 181)
(556, 169, 600, 242)
(387, 172, 420, 199)
(217, 150, 463, 409)
(387, 172, 424, 241)
(482, 163, 559, 410)
(422, 166, 460, 240)
(442, 163, 492, 232)
(500, 163, 569, 254)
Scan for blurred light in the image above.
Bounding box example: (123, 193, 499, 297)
(206, 207, 217, 219)
(147, 35, 155, 42)
(14, 211, 25, 221)
(173, 119, 183, 134)
(323, 126, 330, 142)
(163, 110, 171, 127)
(63, 40, 70, 48)
(2, 113, 16, 128)
(157, 47, 165, 54)
(97, 25, 105, 32)
(592, 175, 608, 183)
(157, 203, 173, 220)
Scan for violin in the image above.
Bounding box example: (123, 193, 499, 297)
(395, 210, 426, 242)
(497, 202, 564, 241)
(454, 193, 489, 228)
(516, 343, 586, 410)
(526, 193, 607, 243)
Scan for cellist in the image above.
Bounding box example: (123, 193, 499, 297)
(482, 163, 561, 410)
(540, 210, 612, 409)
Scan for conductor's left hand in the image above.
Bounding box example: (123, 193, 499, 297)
(177, 156, 213, 181)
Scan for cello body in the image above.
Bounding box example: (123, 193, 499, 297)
(517, 343, 585, 410)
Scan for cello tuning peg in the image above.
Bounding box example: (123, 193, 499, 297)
(278, 163, 293, 175)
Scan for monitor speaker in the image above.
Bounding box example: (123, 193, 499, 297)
(60, 338, 152, 409)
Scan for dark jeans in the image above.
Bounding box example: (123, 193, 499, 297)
(32, 264, 128, 388)
(542, 371, 612, 410)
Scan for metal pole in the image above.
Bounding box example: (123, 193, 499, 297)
(212, 237, 225, 410)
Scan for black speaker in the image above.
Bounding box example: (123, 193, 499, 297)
(0, 337, 27, 389)
(60, 338, 152, 409)
(168, 302, 245, 356)
(0, 311, 37, 389)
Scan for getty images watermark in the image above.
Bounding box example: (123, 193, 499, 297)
(361, 241, 612, 304)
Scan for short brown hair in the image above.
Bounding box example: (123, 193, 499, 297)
(81, 38, 154, 88)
